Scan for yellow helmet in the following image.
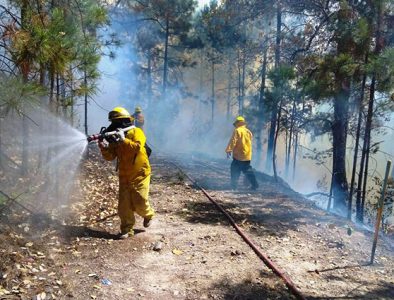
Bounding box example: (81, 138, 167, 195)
(233, 116, 245, 125)
(135, 106, 142, 113)
(108, 106, 131, 121)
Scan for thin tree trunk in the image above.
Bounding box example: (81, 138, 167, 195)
(198, 50, 203, 125)
(286, 99, 296, 177)
(293, 98, 304, 181)
(147, 47, 152, 108)
(356, 122, 368, 221)
(84, 70, 88, 135)
(292, 131, 299, 181)
(70, 66, 74, 126)
(162, 16, 169, 95)
(256, 47, 267, 166)
(240, 53, 246, 115)
(211, 60, 215, 124)
(237, 50, 242, 115)
(56, 73, 60, 115)
(226, 53, 233, 121)
(360, 134, 371, 222)
(49, 68, 55, 112)
(272, 100, 283, 181)
(37, 64, 46, 170)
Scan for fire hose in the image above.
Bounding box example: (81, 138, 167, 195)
(169, 161, 307, 300)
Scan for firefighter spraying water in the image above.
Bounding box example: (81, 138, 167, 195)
(89, 106, 155, 239)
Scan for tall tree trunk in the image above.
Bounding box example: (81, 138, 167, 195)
(49, 67, 55, 112)
(147, 48, 152, 108)
(331, 89, 350, 210)
(356, 120, 368, 221)
(237, 50, 242, 115)
(37, 64, 46, 170)
(272, 100, 283, 181)
(293, 98, 304, 181)
(162, 16, 169, 95)
(240, 53, 246, 115)
(211, 60, 215, 124)
(198, 50, 203, 126)
(349, 67, 367, 220)
(265, 4, 281, 172)
(226, 52, 233, 121)
(84, 70, 88, 135)
(331, 4, 354, 210)
(70, 68, 74, 126)
(360, 134, 371, 223)
(292, 130, 299, 181)
(286, 99, 296, 177)
(256, 47, 268, 166)
(56, 73, 60, 115)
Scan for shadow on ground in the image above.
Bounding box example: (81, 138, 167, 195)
(308, 279, 394, 299)
(18, 212, 144, 242)
(178, 191, 337, 237)
(208, 274, 294, 300)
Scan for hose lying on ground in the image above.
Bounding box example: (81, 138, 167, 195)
(169, 161, 307, 300)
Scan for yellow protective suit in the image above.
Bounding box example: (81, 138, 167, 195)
(99, 127, 154, 235)
(225, 124, 253, 161)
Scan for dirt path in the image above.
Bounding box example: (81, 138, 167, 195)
(52, 152, 292, 300)
(1, 150, 394, 299)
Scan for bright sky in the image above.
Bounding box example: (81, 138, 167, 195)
(197, 0, 211, 8)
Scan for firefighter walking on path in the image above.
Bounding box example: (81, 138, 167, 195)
(98, 106, 155, 239)
(225, 116, 259, 190)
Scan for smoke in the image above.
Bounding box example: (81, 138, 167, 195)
(80, 9, 235, 159)
(79, 6, 394, 224)
(0, 106, 87, 212)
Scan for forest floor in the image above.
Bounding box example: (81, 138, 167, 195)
(1, 148, 394, 300)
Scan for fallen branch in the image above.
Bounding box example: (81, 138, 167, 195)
(0, 149, 20, 168)
(94, 212, 117, 223)
(304, 192, 331, 198)
(0, 190, 35, 214)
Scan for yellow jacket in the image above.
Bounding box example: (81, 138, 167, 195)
(225, 124, 253, 161)
(100, 127, 150, 185)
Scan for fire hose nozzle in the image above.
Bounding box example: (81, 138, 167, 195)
(87, 126, 136, 143)
(87, 134, 103, 143)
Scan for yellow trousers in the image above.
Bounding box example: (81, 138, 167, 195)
(118, 175, 155, 234)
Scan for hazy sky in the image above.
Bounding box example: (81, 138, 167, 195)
(197, 0, 210, 8)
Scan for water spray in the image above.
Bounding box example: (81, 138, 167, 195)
(86, 126, 135, 143)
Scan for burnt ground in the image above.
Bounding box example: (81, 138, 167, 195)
(0, 148, 394, 300)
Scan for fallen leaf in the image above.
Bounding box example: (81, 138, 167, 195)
(172, 248, 183, 255)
